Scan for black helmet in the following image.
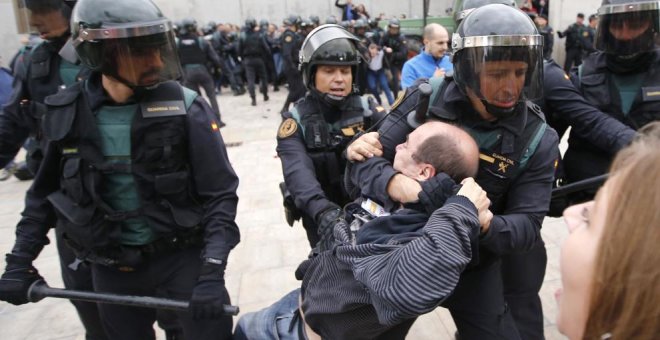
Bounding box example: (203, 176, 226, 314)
(325, 15, 338, 25)
(452, 4, 543, 120)
(454, 0, 517, 25)
(388, 18, 401, 28)
(14, 0, 75, 35)
(245, 17, 257, 30)
(181, 18, 198, 35)
(300, 18, 313, 29)
(71, 0, 182, 88)
(595, 0, 660, 56)
(283, 14, 301, 27)
(299, 24, 361, 91)
(259, 19, 269, 27)
(309, 15, 320, 27)
(354, 19, 368, 29)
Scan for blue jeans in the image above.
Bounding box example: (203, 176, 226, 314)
(234, 289, 306, 340)
(367, 69, 394, 105)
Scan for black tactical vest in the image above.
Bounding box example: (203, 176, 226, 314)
(178, 36, 207, 66)
(241, 31, 262, 57)
(42, 80, 201, 257)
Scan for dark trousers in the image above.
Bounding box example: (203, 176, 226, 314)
(56, 229, 108, 340)
(389, 66, 403, 98)
(183, 65, 222, 121)
(91, 247, 232, 340)
(244, 57, 268, 100)
(443, 260, 522, 340)
(219, 58, 244, 93)
(563, 48, 583, 73)
(501, 240, 547, 340)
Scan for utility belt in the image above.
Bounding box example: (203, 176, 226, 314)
(63, 227, 204, 272)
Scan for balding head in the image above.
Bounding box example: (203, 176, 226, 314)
(393, 121, 479, 182)
(423, 23, 449, 59)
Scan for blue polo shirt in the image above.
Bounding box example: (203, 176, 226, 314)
(401, 50, 453, 88)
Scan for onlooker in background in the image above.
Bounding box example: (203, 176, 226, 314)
(367, 42, 394, 105)
(335, 0, 357, 21)
(558, 13, 585, 72)
(520, 0, 538, 15)
(535, 14, 554, 60)
(355, 4, 370, 20)
(533, 0, 549, 16)
(0, 58, 14, 181)
(557, 121, 660, 340)
(581, 14, 599, 57)
(400, 23, 452, 89)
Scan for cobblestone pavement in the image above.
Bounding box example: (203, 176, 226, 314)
(0, 88, 569, 339)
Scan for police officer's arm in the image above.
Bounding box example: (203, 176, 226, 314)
(479, 128, 559, 255)
(186, 98, 240, 261)
(0, 56, 36, 168)
(392, 37, 408, 64)
(542, 62, 636, 153)
(277, 120, 338, 220)
(281, 33, 297, 70)
(10, 142, 61, 259)
(260, 34, 273, 59)
(203, 39, 223, 68)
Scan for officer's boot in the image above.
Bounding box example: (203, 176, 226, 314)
(251, 96, 257, 106)
(263, 93, 269, 102)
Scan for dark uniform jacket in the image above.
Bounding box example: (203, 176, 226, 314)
(11, 73, 240, 264)
(567, 51, 660, 177)
(379, 33, 408, 69)
(350, 78, 559, 258)
(277, 92, 380, 222)
(239, 30, 271, 59)
(558, 23, 584, 51)
(0, 39, 89, 170)
(178, 33, 222, 68)
(538, 25, 554, 60)
(280, 28, 302, 72)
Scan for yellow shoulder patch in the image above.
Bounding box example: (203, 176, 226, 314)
(582, 31, 589, 37)
(278, 118, 298, 139)
(285, 35, 293, 43)
(391, 89, 407, 111)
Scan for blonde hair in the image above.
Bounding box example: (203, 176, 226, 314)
(584, 122, 660, 339)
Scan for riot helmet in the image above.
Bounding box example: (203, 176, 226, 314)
(259, 19, 269, 29)
(387, 18, 401, 35)
(283, 15, 301, 27)
(299, 24, 361, 101)
(13, 0, 75, 39)
(309, 15, 321, 27)
(595, 0, 660, 57)
(181, 18, 198, 35)
(245, 17, 257, 31)
(71, 0, 182, 88)
(452, 4, 543, 120)
(325, 15, 338, 25)
(454, 0, 517, 25)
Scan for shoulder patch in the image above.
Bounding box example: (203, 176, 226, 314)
(391, 89, 407, 111)
(582, 31, 589, 37)
(285, 35, 293, 42)
(278, 118, 298, 139)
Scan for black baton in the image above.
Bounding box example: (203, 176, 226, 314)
(551, 174, 608, 199)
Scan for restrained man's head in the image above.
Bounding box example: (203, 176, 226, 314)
(393, 121, 479, 182)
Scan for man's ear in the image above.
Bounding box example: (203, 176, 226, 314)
(419, 164, 436, 180)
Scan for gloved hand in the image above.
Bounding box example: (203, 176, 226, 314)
(0, 254, 43, 305)
(189, 261, 228, 320)
(418, 173, 460, 215)
(315, 205, 343, 250)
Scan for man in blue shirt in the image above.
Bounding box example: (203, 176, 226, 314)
(401, 23, 452, 88)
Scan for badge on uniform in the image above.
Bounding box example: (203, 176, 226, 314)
(642, 87, 660, 102)
(479, 152, 518, 176)
(391, 89, 407, 112)
(285, 35, 293, 42)
(278, 118, 298, 139)
(582, 31, 589, 37)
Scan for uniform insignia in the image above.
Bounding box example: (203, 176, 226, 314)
(285, 35, 293, 42)
(341, 123, 365, 137)
(498, 161, 510, 173)
(582, 31, 589, 37)
(211, 122, 219, 131)
(278, 118, 298, 138)
(391, 89, 407, 111)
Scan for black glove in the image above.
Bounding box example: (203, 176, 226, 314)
(418, 173, 460, 215)
(315, 205, 343, 249)
(0, 254, 43, 305)
(189, 261, 228, 320)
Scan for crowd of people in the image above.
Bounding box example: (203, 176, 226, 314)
(0, 0, 659, 340)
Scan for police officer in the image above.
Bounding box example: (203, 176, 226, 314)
(260, 19, 280, 92)
(379, 18, 408, 98)
(0, 1, 108, 339)
(558, 13, 585, 72)
(178, 18, 226, 127)
(277, 24, 382, 247)
(535, 14, 554, 60)
(346, 5, 558, 339)
(239, 17, 271, 106)
(581, 14, 599, 57)
(280, 15, 306, 114)
(0, 0, 240, 339)
(210, 24, 246, 96)
(564, 0, 660, 201)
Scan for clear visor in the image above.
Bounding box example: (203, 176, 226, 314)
(455, 45, 544, 106)
(101, 31, 182, 87)
(595, 9, 660, 55)
(12, 0, 68, 36)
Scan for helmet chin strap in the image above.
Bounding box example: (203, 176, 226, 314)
(481, 99, 525, 120)
(311, 87, 348, 108)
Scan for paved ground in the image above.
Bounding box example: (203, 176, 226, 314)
(0, 88, 569, 339)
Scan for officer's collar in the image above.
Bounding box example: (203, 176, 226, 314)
(444, 80, 527, 136)
(86, 72, 137, 111)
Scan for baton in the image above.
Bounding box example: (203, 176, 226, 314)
(551, 174, 608, 199)
(27, 280, 239, 316)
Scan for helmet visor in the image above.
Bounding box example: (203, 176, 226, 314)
(455, 44, 544, 105)
(101, 31, 182, 87)
(595, 3, 660, 55)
